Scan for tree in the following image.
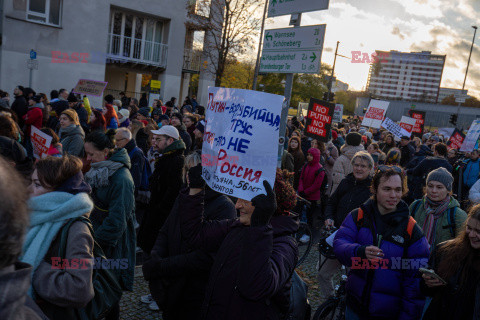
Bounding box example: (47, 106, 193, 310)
(220, 59, 255, 89)
(190, 0, 263, 86)
(440, 94, 456, 106)
(464, 96, 480, 108)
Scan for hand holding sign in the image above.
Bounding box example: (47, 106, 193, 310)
(250, 180, 277, 227)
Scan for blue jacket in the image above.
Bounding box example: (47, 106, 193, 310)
(463, 158, 480, 188)
(334, 199, 429, 320)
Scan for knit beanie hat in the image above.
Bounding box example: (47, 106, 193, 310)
(427, 167, 453, 191)
(171, 112, 183, 123)
(274, 168, 297, 216)
(346, 132, 362, 146)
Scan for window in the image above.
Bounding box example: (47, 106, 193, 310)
(27, 0, 62, 26)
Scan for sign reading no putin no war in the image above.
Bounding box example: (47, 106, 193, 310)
(304, 98, 335, 142)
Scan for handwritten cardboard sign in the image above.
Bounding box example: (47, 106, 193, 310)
(447, 129, 466, 150)
(73, 79, 108, 97)
(460, 120, 480, 152)
(304, 98, 335, 142)
(333, 104, 344, 123)
(201, 87, 284, 200)
(381, 117, 410, 140)
(361, 99, 389, 129)
(31, 126, 52, 159)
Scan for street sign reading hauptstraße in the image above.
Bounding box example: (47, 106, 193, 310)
(260, 24, 326, 74)
(268, 0, 329, 17)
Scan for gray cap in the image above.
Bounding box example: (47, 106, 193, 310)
(426, 167, 453, 191)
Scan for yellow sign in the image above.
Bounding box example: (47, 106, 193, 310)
(150, 80, 161, 89)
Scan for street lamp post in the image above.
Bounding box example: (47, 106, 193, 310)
(456, 25, 477, 125)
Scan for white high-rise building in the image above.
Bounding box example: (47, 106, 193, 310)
(366, 50, 445, 103)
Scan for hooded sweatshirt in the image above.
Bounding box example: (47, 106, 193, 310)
(298, 148, 325, 201)
(59, 124, 85, 157)
(23, 103, 44, 137)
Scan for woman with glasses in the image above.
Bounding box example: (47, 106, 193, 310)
(421, 204, 480, 320)
(410, 168, 467, 253)
(334, 166, 429, 320)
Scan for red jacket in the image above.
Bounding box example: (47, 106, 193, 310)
(298, 147, 325, 201)
(23, 106, 43, 136)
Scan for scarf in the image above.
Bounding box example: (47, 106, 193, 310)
(21, 192, 93, 296)
(422, 196, 450, 245)
(85, 159, 123, 188)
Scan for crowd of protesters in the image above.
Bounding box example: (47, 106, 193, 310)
(0, 85, 479, 320)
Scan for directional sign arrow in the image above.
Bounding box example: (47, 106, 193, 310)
(310, 52, 317, 62)
(266, 32, 272, 41)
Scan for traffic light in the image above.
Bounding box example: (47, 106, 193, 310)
(322, 92, 335, 102)
(449, 114, 458, 126)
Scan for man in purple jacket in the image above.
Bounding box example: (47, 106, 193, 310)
(333, 166, 430, 320)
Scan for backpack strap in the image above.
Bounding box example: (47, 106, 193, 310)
(355, 208, 365, 229)
(410, 200, 422, 219)
(444, 207, 457, 238)
(58, 216, 94, 260)
(406, 216, 416, 239)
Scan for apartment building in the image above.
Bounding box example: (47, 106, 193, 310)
(366, 50, 446, 103)
(0, 0, 220, 106)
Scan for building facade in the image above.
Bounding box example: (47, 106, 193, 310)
(366, 50, 445, 104)
(0, 0, 219, 107)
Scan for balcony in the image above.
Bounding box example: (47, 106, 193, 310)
(183, 49, 203, 73)
(107, 33, 168, 68)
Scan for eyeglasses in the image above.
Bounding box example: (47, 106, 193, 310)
(377, 165, 403, 174)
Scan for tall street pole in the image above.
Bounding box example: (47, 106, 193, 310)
(456, 25, 477, 123)
(327, 41, 340, 97)
(252, 0, 269, 90)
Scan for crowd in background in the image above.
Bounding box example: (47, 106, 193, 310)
(0, 84, 479, 320)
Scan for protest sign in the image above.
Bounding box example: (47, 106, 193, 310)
(31, 126, 52, 159)
(460, 120, 480, 152)
(438, 127, 455, 141)
(304, 98, 335, 142)
(381, 117, 410, 140)
(399, 116, 416, 134)
(361, 99, 389, 128)
(447, 129, 466, 150)
(333, 104, 344, 123)
(408, 110, 425, 137)
(202, 87, 284, 200)
(73, 79, 108, 97)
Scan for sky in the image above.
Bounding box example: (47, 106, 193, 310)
(264, 0, 480, 98)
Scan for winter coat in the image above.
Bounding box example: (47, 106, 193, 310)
(89, 148, 136, 291)
(331, 144, 364, 194)
(281, 150, 294, 173)
(175, 124, 192, 154)
(334, 199, 429, 320)
(179, 188, 299, 320)
(137, 139, 185, 254)
(379, 142, 395, 155)
(463, 158, 480, 188)
(23, 105, 43, 137)
(50, 100, 69, 116)
(407, 156, 452, 178)
(410, 196, 467, 249)
(119, 117, 130, 128)
(405, 145, 432, 170)
(399, 143, 415, 167)
(298, 148, 325, 201)
(325, 141, 339, 195)
(12, 95, 28, 128)
(59, 124, 85, 157)
(0, 262, 47, 320)
(469, 179, 480, 203)
(291, 149, 305, 190)
(135, 128, 150, 155)
(325, 173, 372, 228)
(124, 139, 145, 197)
(143, 186, 236, 318)
(71, 105, 89, 134)
(106, 117, 118, 130)
(421, 242, 480, 320)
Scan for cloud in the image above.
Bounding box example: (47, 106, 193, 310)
(391, 26, 405, 40)
(389, 0, 444, 18)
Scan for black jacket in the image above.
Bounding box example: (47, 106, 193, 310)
(72, 105, 89, 134)
(124, 139, 145, 197)
(407, 156, 452, 179)
(135, 128, 150, 155)
(142, 187, 236, 318)
(50, 100, 69, 116)
(137, 142, 185, 254)
(399, 143, 415, 167)
(176, 124, 192, 154)
(324, 173, 372, 228)
(11, 95, 28, 128)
